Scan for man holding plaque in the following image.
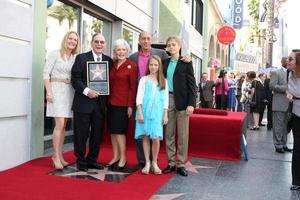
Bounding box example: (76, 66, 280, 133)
(71, 33, 113, 171)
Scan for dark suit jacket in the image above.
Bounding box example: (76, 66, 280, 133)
(199, 80, 215, 102)
(163, 58, 197, 110)
(71, 51, 113, 114)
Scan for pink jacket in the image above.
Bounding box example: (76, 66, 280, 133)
(215, 78, 228, 95)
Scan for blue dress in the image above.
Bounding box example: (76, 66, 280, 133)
(135, 79, 167, 140)
(227, 80, 236, 109)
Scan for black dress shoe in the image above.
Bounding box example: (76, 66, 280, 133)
(134, 162, 145, 170)
(177, 167, 188, 177)
(275, 148, 284, 153)
(162, 165, 176, 174)
(259, 124, 265, 126)
(76, 162, 88, 171)
(87, 162, 104, 170)
(290, 185, 300, 190)
(283, 146, 293, 152)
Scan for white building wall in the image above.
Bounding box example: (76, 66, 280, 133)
(0, 0, 33, 170)
(181, 0, 203, 59)
(88, 0, 153, 32)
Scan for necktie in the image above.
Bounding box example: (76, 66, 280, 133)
(97, 56, 100, 61)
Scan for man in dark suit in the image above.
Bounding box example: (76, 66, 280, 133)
(71, 33, 113, 171)
(199, 72, 215, 108)
(263, 76, 273, 130)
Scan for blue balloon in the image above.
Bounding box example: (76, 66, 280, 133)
(47, 0, 54, 8)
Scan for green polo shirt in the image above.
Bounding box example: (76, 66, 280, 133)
(167, 59, 178, 92)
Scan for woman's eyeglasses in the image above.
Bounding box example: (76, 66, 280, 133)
(288, 57, 294, 62)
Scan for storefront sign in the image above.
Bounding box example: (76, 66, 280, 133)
(233, 0, 244, 29)
(217, 26, 236, 45)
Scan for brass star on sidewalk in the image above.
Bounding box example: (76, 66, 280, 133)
(53, 166, 130, 182)
(185, 161, 214, 173)
(150, 193, 185, 200)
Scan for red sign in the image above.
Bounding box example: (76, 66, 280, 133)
(217, 26, 236, 45)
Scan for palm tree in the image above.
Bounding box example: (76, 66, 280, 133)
(48, 4, 78, 29)
(247, 0, 260, 41)
(91, 19, 103, 34)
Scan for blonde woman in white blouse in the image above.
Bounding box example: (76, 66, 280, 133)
(43, 31, 80, 170)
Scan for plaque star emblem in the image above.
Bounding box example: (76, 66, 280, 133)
(185, 161, 214, 173)
(150, 193, 185, 200)
(91, 65, 105, 80)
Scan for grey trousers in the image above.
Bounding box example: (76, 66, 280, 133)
(165, 94, 189, 167)
(272, 111, 288, 149)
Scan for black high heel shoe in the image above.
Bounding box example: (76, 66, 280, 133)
(116, 161, 127, 171)
(105, 160, 120, 168)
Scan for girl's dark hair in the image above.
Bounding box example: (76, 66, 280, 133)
(218, 70, 227, 78)
(146, 55, 166, 90)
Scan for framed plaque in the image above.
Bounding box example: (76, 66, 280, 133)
(87, 61, 109, 95)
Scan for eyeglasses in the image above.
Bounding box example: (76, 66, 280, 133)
(288, 57, 294, 62)
(93, 40, 105, 44)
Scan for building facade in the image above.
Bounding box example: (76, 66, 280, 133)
(0, 0, 207, 171)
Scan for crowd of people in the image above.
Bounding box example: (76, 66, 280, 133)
(197, 56, 300, 190)
(43, 30, 299, 188)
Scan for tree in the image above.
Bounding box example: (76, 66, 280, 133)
(247, 0, 260, 40)
(48, 4, 78, 29)
(91, 19, 103, 34)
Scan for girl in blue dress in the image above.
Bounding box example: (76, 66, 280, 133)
(135, 55, 169, 175)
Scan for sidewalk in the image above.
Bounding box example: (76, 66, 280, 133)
(152, 125, 299, 200)
(44, 124, 299, 200)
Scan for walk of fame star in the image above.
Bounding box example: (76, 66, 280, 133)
(150, 193, 185, 200)
(185, 161, 214, 173)
(91, 65, 105, 80)
(48, 164, 132, 183)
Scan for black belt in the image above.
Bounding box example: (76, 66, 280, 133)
(169, 91, 173, 94)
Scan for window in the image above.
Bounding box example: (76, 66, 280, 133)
(81, 11, 112, 54)
(46, 1, 80, 56)
(191, 54, 202, 84)
(191, 0, 203, 35)
(45, 0, 113, 138)
(122, 26, 139, 55)
(45, 1, 80, 136)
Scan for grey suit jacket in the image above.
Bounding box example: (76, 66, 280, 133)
(199, 80, 215, 101)
(129, 48, 169, 79)
(269, 67, 289, 111)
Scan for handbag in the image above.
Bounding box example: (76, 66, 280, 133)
(249, 101, 256, 107)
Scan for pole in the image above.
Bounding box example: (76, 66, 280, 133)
(265, 0, 275, 66)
